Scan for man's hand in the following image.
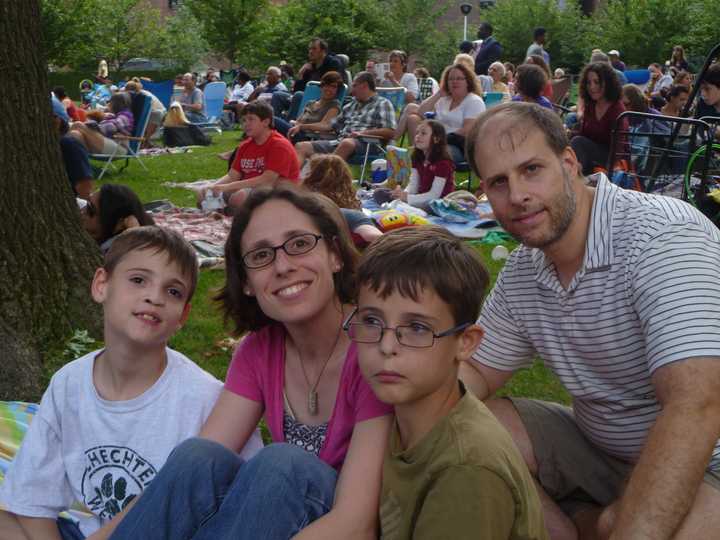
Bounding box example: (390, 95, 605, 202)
(298, 63, 312, 77)
(288, 125, 301, 137)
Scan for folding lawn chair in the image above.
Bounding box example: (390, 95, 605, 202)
(89, 92, 152, 180)
(142, 80, 173, 109)
(483, 92, 505, 108)
(193, 81, 227, 134)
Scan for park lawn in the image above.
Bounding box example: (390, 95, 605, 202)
(79, 129, 570, 405)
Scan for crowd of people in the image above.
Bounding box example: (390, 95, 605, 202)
(6, 27, 720, 540)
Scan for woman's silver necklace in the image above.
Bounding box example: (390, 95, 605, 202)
(297, 325, 342, 415)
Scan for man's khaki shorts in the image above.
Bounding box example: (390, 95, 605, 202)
(508, 397, 720, 516)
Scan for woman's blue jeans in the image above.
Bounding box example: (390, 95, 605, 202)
(108, 438, 337, 540)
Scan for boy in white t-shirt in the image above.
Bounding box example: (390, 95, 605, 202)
(0, 226, 262, 540)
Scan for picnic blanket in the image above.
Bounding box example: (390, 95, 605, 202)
(360, 195, 502, 239)
(0, 401, 37, 487)
(149, 206, 230, 268)
(138, 146, 199, 156)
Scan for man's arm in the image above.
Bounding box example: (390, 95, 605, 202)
(609, 357, 720, 540)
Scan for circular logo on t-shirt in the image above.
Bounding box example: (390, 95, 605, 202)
(81, 445, 157, 519)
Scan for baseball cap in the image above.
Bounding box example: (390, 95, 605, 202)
(608, 49, 620, 56)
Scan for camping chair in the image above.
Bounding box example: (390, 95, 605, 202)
(194, 81, 227, 134)
(142, 80, 173, 109)
(89, 92, 152, 180)
(483, 92, 505, 108)
(347, 87, 406, 181)
(624, 69, 651, 86)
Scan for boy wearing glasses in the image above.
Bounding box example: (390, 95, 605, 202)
(347, 226, 547, 539)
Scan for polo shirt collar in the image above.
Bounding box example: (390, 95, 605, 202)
(531, 173, 617, 280)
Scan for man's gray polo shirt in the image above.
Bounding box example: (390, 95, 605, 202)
(473, 175, 720, 468)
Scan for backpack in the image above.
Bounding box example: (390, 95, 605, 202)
(163, 125, 212, 147)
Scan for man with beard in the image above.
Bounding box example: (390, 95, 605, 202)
(462, 102, 720, 540)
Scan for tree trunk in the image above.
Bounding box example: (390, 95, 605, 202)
(0, 1, 103, 401)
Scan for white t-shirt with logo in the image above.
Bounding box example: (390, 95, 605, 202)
(0, 348, 263, 536)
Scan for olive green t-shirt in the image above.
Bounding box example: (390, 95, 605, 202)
(379, 385, 548, 540)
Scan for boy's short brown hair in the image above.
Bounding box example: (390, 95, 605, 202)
(103, 226, 199, 302)
(357, 226, 490, 325)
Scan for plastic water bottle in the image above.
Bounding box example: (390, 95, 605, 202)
(201, 190, 224, 212)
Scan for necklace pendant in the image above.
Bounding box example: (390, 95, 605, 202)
(308, 390, 318, 415)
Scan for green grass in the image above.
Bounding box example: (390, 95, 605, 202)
(84, 129, 569, 405)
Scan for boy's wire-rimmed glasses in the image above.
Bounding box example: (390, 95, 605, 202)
(342, 308, 471, 349)
(242, 233, 323, 269)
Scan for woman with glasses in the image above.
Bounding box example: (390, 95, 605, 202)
(108, 183, 392, 540)
(396, 63, 485, 164)
(379, 50, 419, 104)
(81, 184, 154, 253)
(274, 71, 344, 144)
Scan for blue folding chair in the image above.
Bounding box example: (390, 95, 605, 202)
(89, 93, 152, 179)
(625, 69, 651, 86)
(194, 81, 227, 134)
(142, 80, 173, 109)
(483, 92, 505, 108)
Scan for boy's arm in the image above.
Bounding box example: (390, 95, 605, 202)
(412, 467, 517, 540)
(213, 170, 280, 195)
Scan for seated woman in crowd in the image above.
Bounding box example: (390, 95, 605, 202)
(391, 119, 454, 209)
(380, 50, 419, 104)
(67, 92, 134, 156)
(81, 183, 154, 253)
(302, 154, 383, 246)
(454, 53, 491, 93)
(525, 55, 553, 100)
(396, 63, 485, 163)
(673, 70, 693, 92)
(224, 70, 255, 122)
(661, 84, 690, 117)
(107, 183, 392, 540)
(274, 71, 343, 143)
(512, 64, 553, 109)
(570, 62, 628, 175)
(487, 62, 510, 98)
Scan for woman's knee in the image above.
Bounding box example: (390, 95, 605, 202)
(165, 438, 240, 478)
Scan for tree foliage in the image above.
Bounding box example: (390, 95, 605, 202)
(183, 0, 268, 67)
(484, 0, 591, 71)
(244, 0, 390, 72)
(41, 0, 207, 71)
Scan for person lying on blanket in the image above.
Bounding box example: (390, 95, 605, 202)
(197, 101, 300, 211)
(0, 227, 262, 540)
